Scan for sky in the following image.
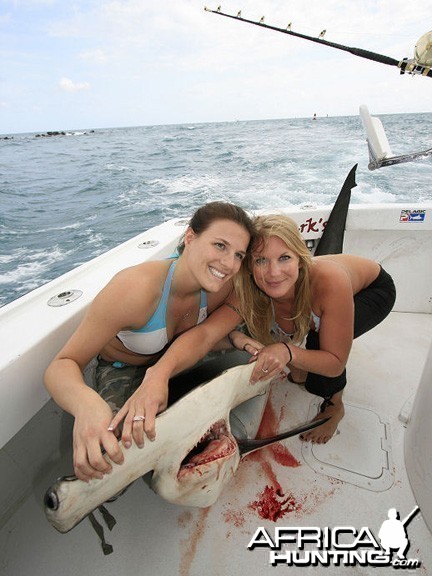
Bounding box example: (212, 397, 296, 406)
(1, 0, 431, 134)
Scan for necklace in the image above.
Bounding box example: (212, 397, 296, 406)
(181, 308, 192, 321)
(172, 305, 194, 322)
(174, 297, 197, 322)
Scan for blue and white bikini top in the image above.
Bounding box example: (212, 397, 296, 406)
(270, 300, 321, 341)
(117, 260, 208, 355)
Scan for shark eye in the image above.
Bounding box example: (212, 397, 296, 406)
(44, 488, 59, 511)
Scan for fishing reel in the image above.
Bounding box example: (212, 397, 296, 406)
(399, 30, 432, 76)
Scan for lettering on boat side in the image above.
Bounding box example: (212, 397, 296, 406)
(298, 216, 327, 236)
(247, 505, 421, 569)
(399, 209, 426, 222)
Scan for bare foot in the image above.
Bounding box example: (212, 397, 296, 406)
(300, 391, 345, 444)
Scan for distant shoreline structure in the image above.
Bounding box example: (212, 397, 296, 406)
(2, 110, 432, 139)
(1, 130, 95, 140)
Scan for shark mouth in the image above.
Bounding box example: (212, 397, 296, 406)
(177, 419, 237, 480)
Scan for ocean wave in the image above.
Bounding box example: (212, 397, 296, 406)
(2, 113, 431, 306)
(105, 163, 132, 172)
(353, 184, 397, 203)
(0, 246, 71, 286)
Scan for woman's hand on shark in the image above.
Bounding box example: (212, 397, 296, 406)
(229, 333, 286, 383)
(73, 397, 124, 482)
(249, 343, 292, 384)
(108, 372, 169, 446)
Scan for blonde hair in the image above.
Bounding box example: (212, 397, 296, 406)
(235, 214, 313, 345)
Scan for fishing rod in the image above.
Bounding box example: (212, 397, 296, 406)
(204, 6, 432, 78)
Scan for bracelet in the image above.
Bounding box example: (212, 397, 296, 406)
(281, 341, 293, 363)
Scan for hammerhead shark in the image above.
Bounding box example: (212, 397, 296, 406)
(44, 362, 328, 533)
(44, 165, 356, 537)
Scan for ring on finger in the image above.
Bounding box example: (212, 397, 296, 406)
(132, 415, 145, 422)
(261, 367, 269, 374)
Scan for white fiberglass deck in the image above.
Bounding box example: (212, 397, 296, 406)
(1, 309, 432, 576)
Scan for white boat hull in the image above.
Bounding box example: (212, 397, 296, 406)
(1, 201, 432, 574)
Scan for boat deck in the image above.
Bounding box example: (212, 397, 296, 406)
(1, 310, 432, 576)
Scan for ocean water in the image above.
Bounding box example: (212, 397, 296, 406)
(1, 113, 431, 307)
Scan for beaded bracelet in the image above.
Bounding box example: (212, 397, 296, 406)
(281, 341, 293, 363)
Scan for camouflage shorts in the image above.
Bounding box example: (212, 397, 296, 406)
(95, 359, 148, 415)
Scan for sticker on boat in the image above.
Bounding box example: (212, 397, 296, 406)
(400, 210, 426, 222)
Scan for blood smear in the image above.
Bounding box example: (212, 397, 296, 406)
(179, 508, 210, 576)
(253, 394, 301, 468)
(249, 485, 302, 522)
(269, 442, 300, 467)
(222, 508, 246, 528)
(246, 393, 303, 521)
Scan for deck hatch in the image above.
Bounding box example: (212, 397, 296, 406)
(301, 401, 394, 492)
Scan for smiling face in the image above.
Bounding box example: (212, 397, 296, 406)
(184, 219, 250, 293)
(251, 235, 301, 300)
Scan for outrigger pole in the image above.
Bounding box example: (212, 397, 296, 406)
(204, 6, 432, 78)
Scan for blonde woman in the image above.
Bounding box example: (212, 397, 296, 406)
(229, 214, 396, 444)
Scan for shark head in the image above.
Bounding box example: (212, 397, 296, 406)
(151, 418, 241, 507)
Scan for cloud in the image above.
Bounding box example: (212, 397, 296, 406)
(2, 1, 431, 133)
(78, 48, 107, 64)
(58, 77, 90, 92)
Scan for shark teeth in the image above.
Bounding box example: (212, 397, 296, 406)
(177, 420, 237, 479)
(209, 266, 226, 279)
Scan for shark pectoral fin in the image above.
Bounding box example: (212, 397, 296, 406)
(237, 417, 331, 456)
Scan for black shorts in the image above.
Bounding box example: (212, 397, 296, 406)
(304, 266, 396, 398)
